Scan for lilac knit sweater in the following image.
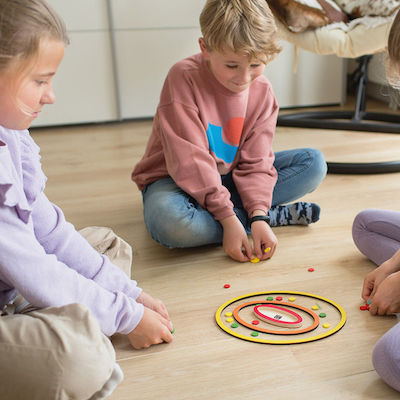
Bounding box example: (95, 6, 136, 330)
(0, 126, 143, 336)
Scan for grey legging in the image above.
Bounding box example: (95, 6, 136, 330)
(352, 209, 400, 392)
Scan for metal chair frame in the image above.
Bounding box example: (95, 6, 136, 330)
(277, 55, 400, 174)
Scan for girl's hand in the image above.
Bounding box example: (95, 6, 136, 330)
(220, 215, 252, 262)
(251, 221, 278, 260)
(136, 291, 170, 321)
(369, 271, 400, 315)
(362, 257, 400, 302)
(127, 307, 173, 349)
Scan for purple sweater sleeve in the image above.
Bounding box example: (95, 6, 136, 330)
(0, 197, 143, 336)
(32, 193, 142, 301)
(0, 129, 144, 336)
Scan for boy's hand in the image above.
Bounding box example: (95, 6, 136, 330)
(368, 271, 400, 315)
(127, 307, 173, 349)
(220, 215, 252, 262)
(251, 221, 277, 260)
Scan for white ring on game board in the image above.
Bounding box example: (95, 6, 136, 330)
(253, 304, 303, 328)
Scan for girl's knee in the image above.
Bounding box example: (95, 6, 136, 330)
(372, 325, 400, 392)
(352, 210, 364, 237)
(54, 304, 117, 399)
(352, 209, 374, 247)
(0, 304, 117, 399)
(353, 209, 372, 226)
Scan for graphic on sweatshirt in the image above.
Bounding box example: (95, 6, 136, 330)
(206, 117, 244, 163)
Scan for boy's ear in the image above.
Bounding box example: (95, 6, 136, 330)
(198, 38, 209, 59)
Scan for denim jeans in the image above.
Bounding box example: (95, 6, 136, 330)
(141, 148, 327, 248)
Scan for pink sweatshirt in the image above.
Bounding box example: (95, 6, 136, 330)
(132, 53, 278, 221)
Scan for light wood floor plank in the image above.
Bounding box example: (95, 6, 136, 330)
(31, 102, 400, 399)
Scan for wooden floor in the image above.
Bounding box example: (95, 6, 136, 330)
(31, 100, 400, 400)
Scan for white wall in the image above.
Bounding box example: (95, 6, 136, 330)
(32, 0, 346, 127)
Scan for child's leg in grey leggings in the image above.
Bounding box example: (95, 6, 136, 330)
(373, 322, 400, 392)
(352, 209, 400, 392)
(352, 209, 400, 266)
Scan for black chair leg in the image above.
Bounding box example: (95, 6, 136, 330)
(277, 55, 400, 174)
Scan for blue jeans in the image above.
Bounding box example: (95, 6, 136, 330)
(141, 148, 326, 248)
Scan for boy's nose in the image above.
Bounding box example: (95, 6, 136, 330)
(239, 69, 251, 84)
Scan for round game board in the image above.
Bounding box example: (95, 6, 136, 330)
(215, 291, 346, 344)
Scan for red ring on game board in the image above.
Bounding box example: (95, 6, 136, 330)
(233, 301, 319, 335)
(254, 304, 303, 328)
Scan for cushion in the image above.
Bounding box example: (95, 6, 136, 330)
(333, 0, 400, 18)
(267, 0, 348, 32)
(275, 15, 392, 57)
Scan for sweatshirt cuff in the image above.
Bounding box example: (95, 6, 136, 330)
(117, 299, 145, 335)
(126, 282, 143, 300)
(248, 204, 269, 218)
(214, 208, 236, 221)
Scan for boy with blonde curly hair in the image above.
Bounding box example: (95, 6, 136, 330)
(132, 0, 327, 262)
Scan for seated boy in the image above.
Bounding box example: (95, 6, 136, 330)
(132, 0, 327, 262)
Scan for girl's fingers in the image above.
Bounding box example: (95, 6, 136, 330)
(162, 326, 174, 343)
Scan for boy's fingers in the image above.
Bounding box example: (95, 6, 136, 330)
(260, 244, 273, 259)
(243, 240, 253, 260)
(256, 245, 264, 260)
(236, 251, 249, 262)
(251, 238, 261, 259)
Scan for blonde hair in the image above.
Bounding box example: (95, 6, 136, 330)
(0, 0, 69, 75)
(387, 10, 400, 88)
(199, 0, 281, 64)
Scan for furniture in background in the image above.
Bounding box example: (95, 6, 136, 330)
(32, 0, 345, 127)
(276, 17, 398, 132)
(269, 0, 400, 173)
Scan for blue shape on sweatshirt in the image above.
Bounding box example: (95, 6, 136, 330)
(206, 123, 238, 163)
